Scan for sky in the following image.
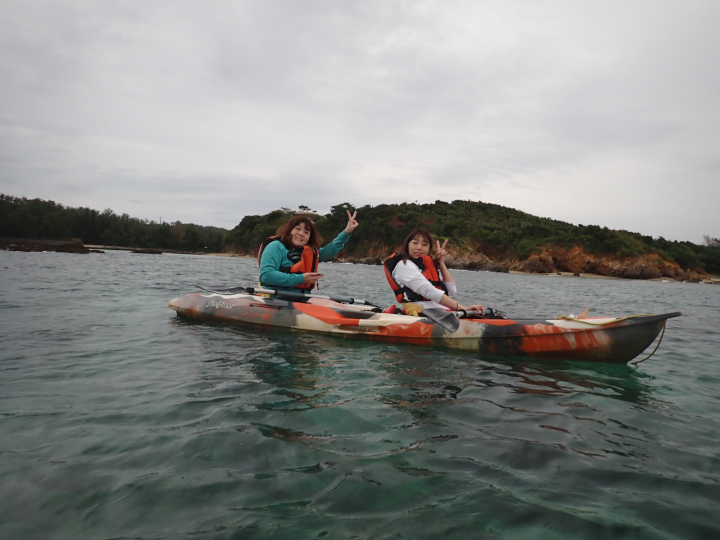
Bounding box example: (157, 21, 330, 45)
(1, 0, 718, 242)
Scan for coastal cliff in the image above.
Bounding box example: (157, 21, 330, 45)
(337, 244, 710, 282)
(508, 244, 707, 281)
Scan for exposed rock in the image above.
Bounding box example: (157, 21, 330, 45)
(0, 241, 90, 254)
(484, 261, 510, 273)
(522, 254, 555, 274)
(502, 244, 694, 281)
(445, 253, 509, 273)
(620, 263, 662, 280)
(131, 248, 163, 254)
(328, 243, 702, 283)
(344, 257, 382, 265)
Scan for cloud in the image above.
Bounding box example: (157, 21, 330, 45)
(1, 0, 718, 241)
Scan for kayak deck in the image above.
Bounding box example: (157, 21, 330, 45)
(169, 292, 681, 364)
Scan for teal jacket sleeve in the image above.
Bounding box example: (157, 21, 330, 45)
(318, 231, 351, 262)
(259, 241, 305, 288)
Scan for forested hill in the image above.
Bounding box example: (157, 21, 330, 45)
(2, 194, 718, 276)
(0, 194, 226, 252)
(224, 200, 720, 276)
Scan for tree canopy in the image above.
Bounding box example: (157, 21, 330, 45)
(3, 194, 717, 274)
(223, 200, 720, 274)
(0, 194, 225, 252)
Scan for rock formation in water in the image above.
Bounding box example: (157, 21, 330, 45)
(0, 239, 92, 254)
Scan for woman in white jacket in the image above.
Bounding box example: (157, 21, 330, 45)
(384, 229, 484, 317)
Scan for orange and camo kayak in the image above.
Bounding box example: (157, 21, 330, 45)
(168, 291, 680, 364)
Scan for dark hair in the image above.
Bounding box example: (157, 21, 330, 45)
(401, 228, 434, 262)
(277, 215, 323, 250)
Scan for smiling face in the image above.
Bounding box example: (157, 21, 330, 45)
(408, 234, 431, 258)
(290, 222, 311, 247)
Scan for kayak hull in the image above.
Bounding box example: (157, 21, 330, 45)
(169, 292, 680, 364)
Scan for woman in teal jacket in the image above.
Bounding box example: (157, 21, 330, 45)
(258, 210, 359, 294)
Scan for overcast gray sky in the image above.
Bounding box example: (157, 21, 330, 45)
(1, 0, 718, 242)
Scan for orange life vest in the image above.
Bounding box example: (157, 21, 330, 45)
(384, 253, 448, 303)
(258, 236, 319, 291)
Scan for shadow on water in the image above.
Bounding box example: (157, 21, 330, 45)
(173, 314, 657, 410)
(173, 313, 660, 460)
(377, 345, 655, 403)
(485, 356, 656, 404)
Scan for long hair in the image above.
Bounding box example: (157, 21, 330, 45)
(401, 228, 434, 262)
(277, 215, 323, 250)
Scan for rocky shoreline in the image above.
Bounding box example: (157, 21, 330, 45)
(5, 239, 716, 284)
(335, 244, 716, 284)
(0, 239, 105, 254)
(1, 239, 191, 255)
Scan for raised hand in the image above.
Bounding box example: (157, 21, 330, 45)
(435, 239, 449, 263)
(344, 210, 359, 234)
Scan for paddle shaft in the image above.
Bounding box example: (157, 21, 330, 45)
(196, 285, 501, 320)
(252, 287, 376, 306)
(196, 284, 377, 307)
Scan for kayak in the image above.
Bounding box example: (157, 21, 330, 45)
(168, 288, 681, 364)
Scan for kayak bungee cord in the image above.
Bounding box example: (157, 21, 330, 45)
(554, 313, 658, 325)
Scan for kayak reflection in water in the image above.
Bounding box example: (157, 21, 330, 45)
(384, 228, 485, 316)
(258, 210, 359, 294)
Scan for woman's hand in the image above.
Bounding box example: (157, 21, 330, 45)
(463, 304, 485, 316)
(434, 239, 449, 264)
(344, 210, 359, 234)
(302, 273, 323, 285)
(442, 295, 484, 316)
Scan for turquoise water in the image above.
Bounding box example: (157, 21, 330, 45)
(1, 250, 719, 539)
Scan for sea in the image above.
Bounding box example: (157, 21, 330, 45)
(1, 249, 718, 540)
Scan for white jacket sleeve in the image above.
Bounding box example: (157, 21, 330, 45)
(392, 259, 446, 304)
(444, 281, 457, 297)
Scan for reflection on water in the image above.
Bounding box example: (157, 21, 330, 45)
(493, 359, 655, 403)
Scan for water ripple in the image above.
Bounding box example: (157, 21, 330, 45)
(1, 251, 719, 539)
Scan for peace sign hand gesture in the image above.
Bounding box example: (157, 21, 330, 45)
(435, 239, 449, 263)
(344, 210, 359, 234)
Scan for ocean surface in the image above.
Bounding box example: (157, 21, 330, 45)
(1, 249, 719, 540)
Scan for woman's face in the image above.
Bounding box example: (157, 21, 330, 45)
(290, 222, 311, 247)
(408, 235, 430, 258)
